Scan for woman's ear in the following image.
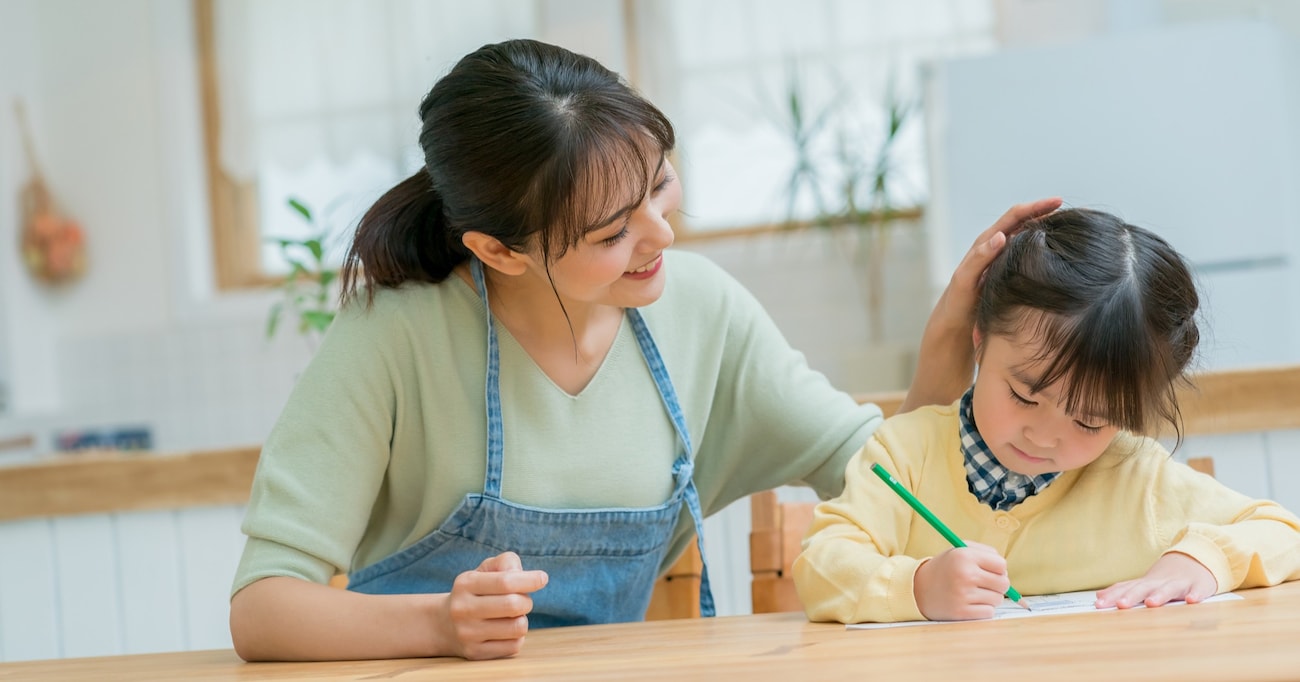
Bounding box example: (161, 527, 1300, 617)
(972, 327, 984, 356)
(461, 232, 529, 276)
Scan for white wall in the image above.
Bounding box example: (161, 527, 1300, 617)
(0, 0, 318, 452)
(925, 19, 1300, 371)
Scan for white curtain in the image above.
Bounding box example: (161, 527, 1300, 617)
(212, 0, 546, 268)
(214, 0, 542, 181)
(632, 0, 998, 230)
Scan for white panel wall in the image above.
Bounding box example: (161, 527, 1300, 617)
(0, 507, 244, 662)
(924, 20, 1300, 371)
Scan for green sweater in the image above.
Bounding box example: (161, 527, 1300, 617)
(233, 250, 881, 594)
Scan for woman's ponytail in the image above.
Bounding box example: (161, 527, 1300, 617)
(339, 169, 467, 307)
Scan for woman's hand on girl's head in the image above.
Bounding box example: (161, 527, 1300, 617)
(1094, 552, 1218, 610)
(903, 198, 1062, 413)
(436, 551, 550, 660)
(912, 542, 1011, 621)
(937, 197, 1064, 334)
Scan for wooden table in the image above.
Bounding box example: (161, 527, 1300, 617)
(4, 582, 1299, 681)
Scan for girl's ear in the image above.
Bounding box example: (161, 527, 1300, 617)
(972, 327, 984, 353)
(461, 231, 530, 276)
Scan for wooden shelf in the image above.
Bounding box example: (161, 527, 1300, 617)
(2, 365, 1296, 524)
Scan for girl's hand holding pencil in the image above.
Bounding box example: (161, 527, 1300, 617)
(913, 543, 1014, 620)
(870, 462, 1032, 620)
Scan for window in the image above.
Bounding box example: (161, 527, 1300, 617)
(198, 0, 995, 287)
(197, 0, 547, 288)
(636, 0, 997, 232)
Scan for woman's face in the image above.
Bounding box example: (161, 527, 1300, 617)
(526, 157, 681, 310)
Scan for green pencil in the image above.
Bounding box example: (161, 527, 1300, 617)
(870, 462, 1031, 611)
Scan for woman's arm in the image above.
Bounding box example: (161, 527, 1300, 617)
(901, 198, 1061, 414)
(230, 552, 548, 661)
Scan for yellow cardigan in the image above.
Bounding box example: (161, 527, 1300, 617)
(793, 401, 1300, 623)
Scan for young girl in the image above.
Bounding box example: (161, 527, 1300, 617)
(228, 38, 1057, 661)
(794, 208, 1300, 624)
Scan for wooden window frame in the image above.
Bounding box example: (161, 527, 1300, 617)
(194, 0, 277, 290)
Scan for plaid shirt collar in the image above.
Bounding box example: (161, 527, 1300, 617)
(959, 388, 1060, 511)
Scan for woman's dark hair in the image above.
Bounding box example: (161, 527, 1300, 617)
(340, 39, 675, 305)
(976, 208, 1200, 443)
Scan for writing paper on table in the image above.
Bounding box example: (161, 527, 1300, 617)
(846, 590, 1242, 630)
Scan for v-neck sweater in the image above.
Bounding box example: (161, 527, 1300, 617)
(233, 250, 881, 595)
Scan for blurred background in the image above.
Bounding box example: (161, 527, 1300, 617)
(2, 0, 1299, 661)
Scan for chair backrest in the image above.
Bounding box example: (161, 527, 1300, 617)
(643, 543, 704, 620)
(748, 490, 816, 614)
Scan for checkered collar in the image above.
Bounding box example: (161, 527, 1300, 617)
(959, 388, 1060, 511)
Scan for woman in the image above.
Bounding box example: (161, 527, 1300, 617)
(229, 38, 1059, 661)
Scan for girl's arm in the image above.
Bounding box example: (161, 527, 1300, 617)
(1097, 458, 1300, 609)
(230, 552, 548, 661)
(793, 423, 1008, 623)
(901, 198, 1061, 414)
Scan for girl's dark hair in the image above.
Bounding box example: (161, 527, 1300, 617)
(340, 39, 675, 304)
(976, 208, 1200, 444)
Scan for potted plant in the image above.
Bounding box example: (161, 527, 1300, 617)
(769, 66, 922, 391)
(264, 198, 338, 350)
(764, 66, 930, 389)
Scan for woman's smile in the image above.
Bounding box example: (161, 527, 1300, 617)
(624, 254, 663, 280)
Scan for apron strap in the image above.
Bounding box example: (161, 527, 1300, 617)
(633, 308, 714, 618)
(470, 258, 505, 498)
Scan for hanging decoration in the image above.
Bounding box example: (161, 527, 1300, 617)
(15, 100, 86, 286)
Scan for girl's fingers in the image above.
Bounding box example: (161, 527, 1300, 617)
(1141, 582, 1182, 608)
(1096, 580, 1139, 609)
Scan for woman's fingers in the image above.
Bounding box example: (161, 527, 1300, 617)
(952, 198, 1062, 286)
(466, 552, 549, 595)
(479, 551, 523, 572)
(458, 618, 530, 660)
(979, 197, 1062, 243)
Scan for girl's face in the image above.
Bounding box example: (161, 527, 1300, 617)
(524, 157, 681, 310)
(971, 327, 1121, 477)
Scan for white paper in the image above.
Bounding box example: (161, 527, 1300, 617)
(846, 590, 1242, 629)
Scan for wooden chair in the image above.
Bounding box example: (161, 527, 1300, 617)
(748, 490, 816, 613)
(745, 391, 903, 614)
(644, 543, 704, 620)
(1187, 456, 1215, 478)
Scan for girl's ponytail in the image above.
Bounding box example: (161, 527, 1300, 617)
(339, 169, 467, 307)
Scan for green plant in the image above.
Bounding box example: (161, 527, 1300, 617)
(770, 66, 916, 344)
(769, 62, 840, 228)
(265, 197, 338, 344)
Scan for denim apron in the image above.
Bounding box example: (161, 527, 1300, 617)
(346, 259, 715, 627)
